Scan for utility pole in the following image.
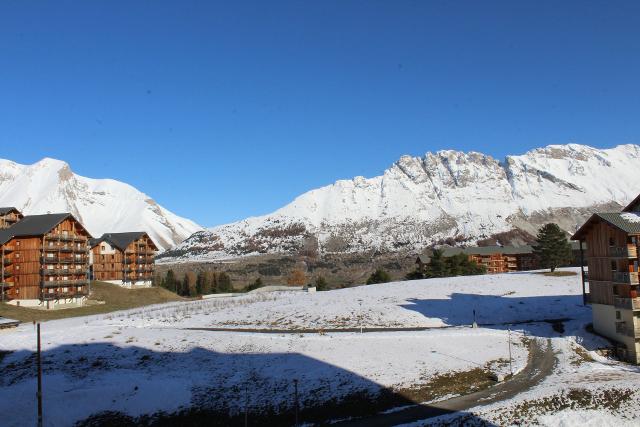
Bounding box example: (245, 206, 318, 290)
(508, 327, 513, 375)
(37, 323, 43, 427)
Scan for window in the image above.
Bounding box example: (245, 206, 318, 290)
(612, 261, 617, 272)
(16, 241, 20, 246)
(616, 311, 622, 320)
(101, 245, 105, 251)
(609, 237, 615, 246)
(47, 253, 54, 258)
(15, 253, 20, 258)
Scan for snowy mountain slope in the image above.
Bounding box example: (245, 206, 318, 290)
(162, 144, 640, 262)
(0, 158, 202, 250)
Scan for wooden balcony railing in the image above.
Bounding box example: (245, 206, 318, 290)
(45, 234, 87, 242)
(614, 297, 640, 310)
(615, 321, 640, 337)
(612, 271, 639, 284)
(608, 245, 638, 258)
(41, 279, 90, 287)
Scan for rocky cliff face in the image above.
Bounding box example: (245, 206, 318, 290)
(161, 144, 640, 262)
(0, 158, 203, 250)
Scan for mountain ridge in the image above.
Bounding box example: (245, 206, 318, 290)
(160, 143, 639, 263)
(0, 157, 203, 250)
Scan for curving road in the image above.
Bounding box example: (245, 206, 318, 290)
(334, 338, 556, 426)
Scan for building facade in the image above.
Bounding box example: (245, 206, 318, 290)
(0, 207, 23, 229)
(416, 245, 538, 274)
(572, 198, 640, 364)
(0, 213, 92, 308)
(90, 232, 157, 287)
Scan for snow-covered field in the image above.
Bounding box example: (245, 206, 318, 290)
(0, 269, 638, 426)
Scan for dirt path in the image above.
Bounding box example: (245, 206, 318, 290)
(334, 338, 555, 426)
(182, 319, 570, 334)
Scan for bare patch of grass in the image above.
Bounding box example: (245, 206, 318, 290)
(494, 388, 635, 425)
(0, 281, 183, 323)
(536, 271, 578, 277)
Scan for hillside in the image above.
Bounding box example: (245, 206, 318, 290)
(0, 158, 203, 250)
(161, 143, 639, 262)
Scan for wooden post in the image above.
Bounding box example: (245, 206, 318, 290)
(37, 323, 43, 427)
(507, 327, 513, 375)
(579, 240, 587, 306)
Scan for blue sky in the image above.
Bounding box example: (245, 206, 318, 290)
(1, 1, 639, 227)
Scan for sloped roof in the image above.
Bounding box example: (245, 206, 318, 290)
(622, 193, 640, 212)
(0, 207, 21, 216)
(572, 212, 640, 240)
(0, 213, 88, 245)
(90, 232, 159, 251)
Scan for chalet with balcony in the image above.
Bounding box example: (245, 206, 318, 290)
(572, 200, 640, 364)
(416, 245, 538, 274)
(0, 207, 23, 229)
(90, 232, 157, 287)
(0, 213, 92, 308)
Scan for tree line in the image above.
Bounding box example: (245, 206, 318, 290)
(157, 270, 234, 297)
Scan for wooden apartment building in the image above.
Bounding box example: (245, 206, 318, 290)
(416, 245, 538, 274)
(90, 232, 158, 287)
(572, 195, 640, 364)
(0, 212, 92, 308)
(0, 207, 23, 229)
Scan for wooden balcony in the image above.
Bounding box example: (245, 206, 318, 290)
(614, 297, 640, 310)
(612, 271, 639, 285)
(45, 234, 87, 242)
(1, 258, 12, 266)
(608, 245, 638, 258)
(1, 245, 16, 252)
(615, 321, 640, 337)
(41, 279, 90, 287)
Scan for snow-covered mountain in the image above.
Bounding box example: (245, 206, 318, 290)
(0, 158, 202, 250)
(162, 144, 640, 262)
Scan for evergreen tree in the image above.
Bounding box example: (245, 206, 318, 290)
(164, 270, 177, 293)
(314, 275, 329, 291)
(217, 272, 233, 293)
(405, 269, 424, 280)
(366, 268, 391, 285)
(533, 223, 572, 272)
(196, 271, 207, 295)
(427, 249, 448, 278)
(211, 271, 219, 294)
(244, 277, 263, 292)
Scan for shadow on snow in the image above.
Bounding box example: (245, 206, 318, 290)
(0, 342, 497, 427)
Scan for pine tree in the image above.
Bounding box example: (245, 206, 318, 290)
(217, 272, 233, 293)
(427, 249, 448, 278)
(164, 270, 177, 293)
(314, 275, 329, 291)
(533, 223, 572, 272)
(366, 268, 391, 285)
(405, 269, 424, 280)
(196, 271, 207, 295)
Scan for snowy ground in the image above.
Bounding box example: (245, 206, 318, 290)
(0, 268, 637, 426)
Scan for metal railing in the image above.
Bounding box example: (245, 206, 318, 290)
(612, 271, 639, 284)
(614, 297, 640, 310)
(615, 321, 640, 337)
(41, 279, 89, 287)
(608, 245, 638, 258)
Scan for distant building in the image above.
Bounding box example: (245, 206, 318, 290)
(90, 232, 158, 287)
(0, 213, 92, 308)
(572, 196, 640, 364)
(0, 207, 23, 229)
(416, 245, 538, 274)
